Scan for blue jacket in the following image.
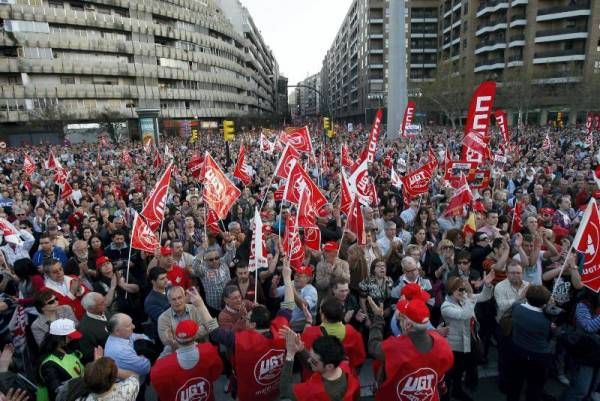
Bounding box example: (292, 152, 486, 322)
(32, 247, 68, 268)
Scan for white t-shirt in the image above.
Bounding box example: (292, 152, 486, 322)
(513, 251, 544, 286)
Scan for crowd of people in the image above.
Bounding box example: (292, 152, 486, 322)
(0, 119, 597, 401)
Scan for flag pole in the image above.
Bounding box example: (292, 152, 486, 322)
(550, 244, 575, 300)
(258, 173, 276, 212)
(124, 231, 134, 300)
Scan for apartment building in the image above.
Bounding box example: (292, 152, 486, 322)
(0, 0, 280, 136)
(321, 0, 600, 125)
(294, 72, 321, 118)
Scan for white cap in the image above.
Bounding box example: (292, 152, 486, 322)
(4, 234, 19, 244)
(49, 319, 82, 340)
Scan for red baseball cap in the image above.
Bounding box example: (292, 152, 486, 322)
(400, 283, 431, 303)
(395, 299, 430, 324)
(540, 208, 555, 216)
(175, 320, 199, 342)
(318, 207, 331, 219)
(322, 241, 338, 252)
(160, 246, 173, 256)
(95, 256, 110, 268)
(295, 265, 314, 276)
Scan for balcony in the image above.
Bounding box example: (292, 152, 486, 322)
(509, 13, 527, 27)
(474, 58, 506, 72)
(476, 19, 508, 36)
(533, 48, 586, 63)
(410, 29, 437, 38)
(369, 18, 384, 24)
(477, 0, 510, 18)
(511, 0, 528, 6)
(475, 38, 507, 54)
(536, 1, 591, 22)
(507, 54, 524, 67)
(535, 27, 588, 43)
(410, 47, 437, 53)
(508, 34, 525, 47)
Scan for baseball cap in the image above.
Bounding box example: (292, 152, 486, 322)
(295, 265, 314, 276)
(160, 246, 173, 256)
(49, 319, 82, 340)
(322, 241, 339, 252)
(96, 256, 110, 268)
(395, 299, 430, 324)
(175, 320, 198, 343)
(400, 283, 431, 303)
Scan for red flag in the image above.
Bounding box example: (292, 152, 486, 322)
(463, 81, 496, 162)
(283, 161, 327, 210)
(595, 113, 600, 130)
(367, 182, 379, 207)
(206, 208, 221, 234)
(400, 101, 416, 138)
(24, 155, 36, 176)
(470, 168, 492, 190)
(341, 143, 354, 170)
(494, 109, 510, 145)
(54, 168, 68, 187)
(282, 126, 313, 153)
(593, 165, 600, 189)
(282, 216, 304, 269)
(511, 201, 523, 234)
(572, 198, 600, 292)
(273, 183, 285, 202)
(586, 112, 594, 134)
(140, 162, 173, 232)
(303, 226, 321, 251)
(60, 182, 73, 200)
(347, 197, 366, 246)
(348, 159, 372, 207)
(130, 212, 160, 253)
(366, 109, 383, 163)
(274, 143, 300, 179)
(46, 151, 61, 170)
(340, 171, 353, 216)
(401, 162, 435, 198)
(233, 145, 252, 186)
(153, 148, 163, 168)
(428, 146, 439, 170)
(542, 133, 552, 151)
(462, 131, 492, 162)
(390, 167, 403, 190)
(260, 133, 275, 154)
(444, 174, 473, 217)
(188, 153, 205, 181)
(122, 150, 132, 166)
(297, 188, 317, 228)
(203, 153, 241, 220)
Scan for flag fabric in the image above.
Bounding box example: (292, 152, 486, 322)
(46, 151, 61, 170)
(401, 162, 435, 199)
(463, 212, 477, 236)
(282, 126, 313, 153)
(400, 101, 416, 138)
(283, 162, 327, 210)
(428, 146, 439, 170)
(494, 109, 510, 145)
(164, 144, 173, 161)
(586, 131, 594, 149)
(463, 81, 496, 163)
(297, 188, 317, 228)
(24, 155, 36, 176)
(203, 153, 241, 220)
(444, 174, 473, 217)
(348, 159, 372, 207)
(347, 197, 366, 246)
(130, 212, 160, 253)
(153, 149, 163, 168)
(462, 131, 492, 162)
(60, 182, 73, 201)
(367, 182, 379, 208)
(340, 170, 353, 216)
(233, 144, 252, 186)
(282, 216, 304, 269)
(273, 183, 285, 202)
(511, 201, 523, 234)
(206, 208, 221, 234)
(249, 208, 268, 272)
(143, 137, 153, 154)
(274, 143, 300, 179)
(303, 226, 321, 251)
(366, 109, 383, 163)
(122, 150, 132, 166)
(542, 133, 552, 151)
(571, 198, 600, 292)
(586, 112, 594, 134)
(595, 113, 600, 130)
(188, 153, 205, 180)
(260, 133, 275, 154)
(140, 162, 173, 231)
(594, 165, 600, 189)
(341, 143, 354, 170)
(470, 168, 492, 190)
(54, 168, 69, 187)
(390, 167, 403, 190)
(0, 218, 23, 245)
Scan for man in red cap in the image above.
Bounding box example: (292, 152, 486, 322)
(150, 318, 223, 401)
(315, 241, 349, 302)
(367, 296, 454, 401)
(148, 246, 191, 289)
(273, 264, 318, 331)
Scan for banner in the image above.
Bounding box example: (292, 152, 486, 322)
(140, 162, 173, 231)
(131, 212, 160, 253)
(260, 133, 275, 154)
(281, 126, 313, 153)
(274, 144, 300, 179)
(444, 160, 479, 185)
(188, 153, 205, 180)
(470, 168, 492, 190)
(400, 101, 416, 138)
(248, 208, 268, 272)
(572, 198, 600, 292)
(366, 109, 383, 163)
(24, 155, 36, 176)
(463, 81, 496, 162)
(340, 170, 353, 216)
(283, 162, 327, 210)
(444, 174, 473, 217)
(494, 109, 510, 145)
(203, 154, 241, 220)
(303, 226, 321, 251)
(401, 162, 435, 198)
(347, 159, 372, 207)
(233, 145, 252, 186)
(347, 197, 366, 246)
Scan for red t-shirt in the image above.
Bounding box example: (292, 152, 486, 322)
(166, 265, 191, 289)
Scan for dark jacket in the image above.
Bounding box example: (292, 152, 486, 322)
(77, 314, 109, 363)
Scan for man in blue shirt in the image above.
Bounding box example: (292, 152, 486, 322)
(104, 313, 151, 376)
(32, 233, 67, 269)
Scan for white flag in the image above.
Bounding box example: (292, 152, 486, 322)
(249, 208, 268, 272)
(391, 167, 403, 190)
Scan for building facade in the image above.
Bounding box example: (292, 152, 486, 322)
(0, 0, 281, 135)
(295, 72, 321, 118)
(320, 0, 600, 125)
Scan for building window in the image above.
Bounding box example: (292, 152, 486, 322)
(60, 76, 75, 84)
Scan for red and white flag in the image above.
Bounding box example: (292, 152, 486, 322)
(347, 197, 366, 246)
(340, 170, 353, 216)
(24, 155, 36, 176)
(130, 212, 160, 253)
(400, 101, 416, 138)
(348, 159, 372, 207)
(571, 198, 600, 292)
(188, 153, 205, 181)
(249, 208, 268, 272)
(282, 216, 304, 269)
(341, 143, 354, 170)
(282, 126, 313, 153)
(595, 113, 600, 130)
(54, 168, 69, 187)
(463, 131, 492, 161)
(391, 167, 403, 190)
(511, 201, 523, 234)
(297, 187, 317, 228)
(274, 143, 300, 179)
(164, 144, 173, 161)
(122, 150, 132, 166)
(401, 162, 435, 199)
(366, 109, 383, 163)
(444, 174, 473, 217)
(60, 182, 73, 201)
(206, 208, 221, 234)
(542, 133, 552, 151)
(45, 151, 61, 170)
(463, 81, 496, 163)
(203, 153, 241, 220)
(273, 183, 286, 202)
(494, 109, 510, 145)
(153, 149, 163, 168)
(283, 162, 327, 210)
(260, 133, 275, 154)
(428, 146, 439, 170)
(140, 162, 173, 231)
(233, 145, 252, 186)
(367, 182, 379, 207)
(586, 112, 593, 134)
(303, 226, 321, 252)
(0, 218, 22, 245)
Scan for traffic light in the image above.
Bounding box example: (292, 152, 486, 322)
(190, 129, 198, 144)
(323, 117, 331, 130)
(326, 129, 335, 138)
(223, 120, 235, 142)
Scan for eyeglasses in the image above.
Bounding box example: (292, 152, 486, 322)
(457, 261, 470, 265)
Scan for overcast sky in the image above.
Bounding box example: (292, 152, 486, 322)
(240, 0, 350, 90)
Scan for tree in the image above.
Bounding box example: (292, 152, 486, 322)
(94, 108, 128, 144)
(28, 103, 74, 137)
(495, 67, 538, 127)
